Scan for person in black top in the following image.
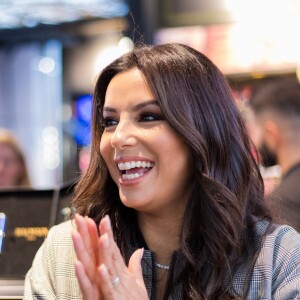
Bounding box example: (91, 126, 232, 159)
(250, 77, 300, 232)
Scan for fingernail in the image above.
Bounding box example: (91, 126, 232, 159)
(99, 263, 108, 276)
(76, 214, 83, 222)
(140, 247, 144, 260)
(104, 215, 111, 230)
(102, 233, 109, 248)
(74, 214, 80, 226)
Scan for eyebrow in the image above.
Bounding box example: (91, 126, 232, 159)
(103, 100, 159, 113)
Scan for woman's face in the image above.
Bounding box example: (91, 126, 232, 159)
(0, 144, 23, 187)
(100, 68, 192, 215)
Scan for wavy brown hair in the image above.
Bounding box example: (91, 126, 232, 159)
(73, 43, 271, 299)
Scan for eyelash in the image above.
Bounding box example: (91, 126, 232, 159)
(102, 113, 162, 129)
(139, 112, 162, 122)
(102, 118, 117, 128)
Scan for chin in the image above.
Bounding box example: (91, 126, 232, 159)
(119, 193, 148, 210)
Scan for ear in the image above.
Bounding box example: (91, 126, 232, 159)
(263, 121, 282, 150)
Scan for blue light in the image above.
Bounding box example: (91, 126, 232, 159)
(0, 213, 6, 254)
(76, 94, 92, 124)
(74, 94, 92, 146)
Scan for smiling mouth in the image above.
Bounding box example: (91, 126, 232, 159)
(118, 161, 154, 180)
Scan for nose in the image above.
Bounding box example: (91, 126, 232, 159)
(110, 119, 137, 150)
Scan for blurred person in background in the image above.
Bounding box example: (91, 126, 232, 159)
(241, 101, 281, 196)
(0, 128, 31, 189)
(250, 77, 300, 232)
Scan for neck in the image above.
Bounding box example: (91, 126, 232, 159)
(137, 212, 182, 264)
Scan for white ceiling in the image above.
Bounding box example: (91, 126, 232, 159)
(0, 0, 129, 29)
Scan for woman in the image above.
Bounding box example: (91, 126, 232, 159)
(0, 128, 31, 188)
(24, 43, 300, 299)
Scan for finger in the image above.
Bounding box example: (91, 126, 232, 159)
(75, 260, 99, 300)
(99, 215, 114, 266)
(99, 227, 126, 274)
(98, 218, 127, 287)
(99, 231, 122, 284)
(128, 249, 148, 295)
(86, 217, 100, 266)
(128, 248, 144, 284)
(99, 215, 113, 239)
(75, 215, 95, 253)
(99, 232, 110, 271)
(75, 215, 98, 266)
(98, 216, 109, 267)
(108, 231, 126, 268)
(99, 215, 123, 266)
(97, 264, 115, 300)
(72, 230, 97, 281)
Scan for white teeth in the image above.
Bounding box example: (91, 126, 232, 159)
(122, 173, 143, 180)
(118, 162, 125, 170)
(117, 161, 154, 171)
(118, 160, 155, 180)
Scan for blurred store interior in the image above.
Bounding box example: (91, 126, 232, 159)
(1, 0, 300, 292)
(0, 0, 300, 190)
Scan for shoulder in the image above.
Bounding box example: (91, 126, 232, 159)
(248, 219, 300, 299)
(24, 220, 80, 299)
(49, 219, 75, 234)
(29, 220, 76, 269)
(254, 218, 300, 251)
(46, 219, 75, 243)
(252, 218, 300, 264)
(42, 220, 76, 261)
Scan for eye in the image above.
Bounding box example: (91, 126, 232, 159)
(102, 117, 118, 128)
(140, 112, 162, 122)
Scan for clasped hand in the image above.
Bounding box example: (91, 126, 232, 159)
(72, 214, 148, 300)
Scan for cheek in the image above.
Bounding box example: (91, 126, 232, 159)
(158, 134, 190, 172)
(100, 136, 116, 177)
(8, 165, 22, 179)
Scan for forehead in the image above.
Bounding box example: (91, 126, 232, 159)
(104, 68, 154, 107)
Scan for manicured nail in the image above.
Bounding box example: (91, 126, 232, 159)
(99, 263, 108, 276)
(102, 233, 109, 248)
(76, 214, 83, 222)
(104, 215, 111, 230)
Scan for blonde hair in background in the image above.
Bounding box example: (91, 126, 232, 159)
(0, 128, 31, 187)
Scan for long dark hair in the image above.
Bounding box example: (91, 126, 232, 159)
(73, 43, 271, 299)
